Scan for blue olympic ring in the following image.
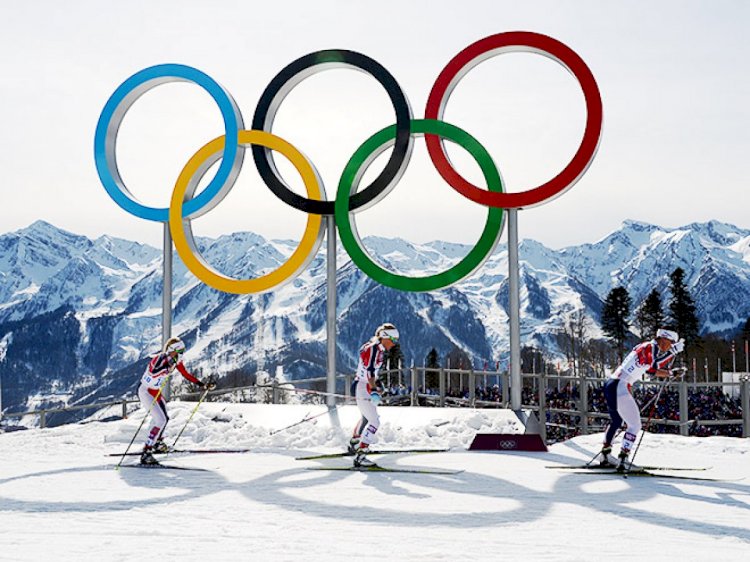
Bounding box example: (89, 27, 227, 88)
(94, 64, 244, 222)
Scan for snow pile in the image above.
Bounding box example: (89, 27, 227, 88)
(102, 403, 523, 452)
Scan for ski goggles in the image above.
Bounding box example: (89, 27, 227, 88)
(656, 328, 679, 342)
(379, 328, 400, 342)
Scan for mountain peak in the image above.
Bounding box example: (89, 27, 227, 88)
(621, 219, 658, 231)
(684, 219, 748, 246)
(21, 220, 87, 246)
(25, 219, 61, 233)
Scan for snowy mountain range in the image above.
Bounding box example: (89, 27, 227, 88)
(1, 219, 749, 418)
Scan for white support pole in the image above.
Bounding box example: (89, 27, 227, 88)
(162, 222, 173, 400)
(508, 209, 522, 411)
(326, 216, 337, 407)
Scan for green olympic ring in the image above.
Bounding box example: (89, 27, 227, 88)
(335, 119, 505, 292)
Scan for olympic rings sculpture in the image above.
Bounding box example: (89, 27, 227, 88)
(94, 31, 602, 295)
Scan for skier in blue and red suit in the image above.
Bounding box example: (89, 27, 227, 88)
(348, 323, 400, 468)
(600, 328, 684, 471)
(137, 337, 214, 465)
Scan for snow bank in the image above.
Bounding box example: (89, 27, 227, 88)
(1, 402, 749, 562)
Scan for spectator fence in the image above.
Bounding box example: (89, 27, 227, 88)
(4, 368, 749, 443)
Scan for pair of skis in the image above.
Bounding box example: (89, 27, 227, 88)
(294, 448, 448, 461)
(546, 463, 727, 481)
(108, 448, 251, 457)
(120, 463, 210, 472)
(113, 446, 459, 474)
(112, 447, 250, 471)
(297, 448, 462, 475)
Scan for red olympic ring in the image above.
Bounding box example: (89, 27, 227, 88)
(425, 31, 603, 209)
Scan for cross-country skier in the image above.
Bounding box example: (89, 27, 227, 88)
(600, 328, 684, 471)
(349, 323, 400, 468)
(138, 337, 215, 465)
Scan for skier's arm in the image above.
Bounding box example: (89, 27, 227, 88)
(176, 362, 201, 385)
(652, 357, 676, 377)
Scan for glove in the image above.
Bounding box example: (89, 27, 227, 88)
(671, 339, 685, 354)
(370, 391, 382, 405)
(670, 366, 688, 378)
(202, 376, 217, 391)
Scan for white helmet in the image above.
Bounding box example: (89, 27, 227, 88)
(164, 337, 186, 356)
(375, 322, 399, 342)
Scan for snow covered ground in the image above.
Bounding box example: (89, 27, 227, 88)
(1, 403, 749, 561)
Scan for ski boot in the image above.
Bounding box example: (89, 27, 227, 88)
(347, 437, 361, 455)
(140, 446, 160, 466)
(353, 444, 374, 468)
(152, 439, 170, 454)
(615, 450, 630, 473)
(598, 445, 616, 468)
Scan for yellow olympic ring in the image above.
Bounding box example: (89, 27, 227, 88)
(169, 130, 325, 294)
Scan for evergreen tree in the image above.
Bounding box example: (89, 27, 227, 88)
(602, 286, 632, 362)
(380, 343, 404, 392)
(424, 347, 440, 389)
(667, 267, 699, 346)
(521, 346, 547, 374)
(635, 289, 665, 339)
(425, 348, 440, 369)
(446, 346, 471, 369)
(741, 317, 750, 343)
(740, 318, 750, 372)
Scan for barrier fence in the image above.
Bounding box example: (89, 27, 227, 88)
(3, 369, 749, 442)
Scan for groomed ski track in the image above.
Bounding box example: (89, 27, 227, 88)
(1, 402, 749, 561)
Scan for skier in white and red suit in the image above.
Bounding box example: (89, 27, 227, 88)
(137, 336, 214, 465)
(601, 328, 684, 471)
(348, 323, 400, 468)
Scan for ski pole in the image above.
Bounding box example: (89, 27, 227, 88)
(269, 404, 343, 436)
(116, 375, 171, 469)
(170, 386, 211, 450)
(630, 369, 683, 467)
(637, 389, 664, 415)
(255, 384, 353, 401)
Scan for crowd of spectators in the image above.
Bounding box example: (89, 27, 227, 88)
(414, 381, 745, 443)
(534, 382, 744, 442)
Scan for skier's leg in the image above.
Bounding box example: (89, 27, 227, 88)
(153, 399, 170, 452)
(139, 386, 168, 448)
(152, 399, 169, 444)
(616, 384, 641, 467)
(138, 386, 167, 465)
(599, 379, 623, 465)
(603, 379, 623, 446)
(353, 382, 380, 467)
(354, 381, 379, 445)
(349, 416, 367, 453)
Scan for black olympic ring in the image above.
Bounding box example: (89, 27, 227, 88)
(251, 49, 414, 215)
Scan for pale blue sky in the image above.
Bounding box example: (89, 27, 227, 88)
(1, 0, 748, 249)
